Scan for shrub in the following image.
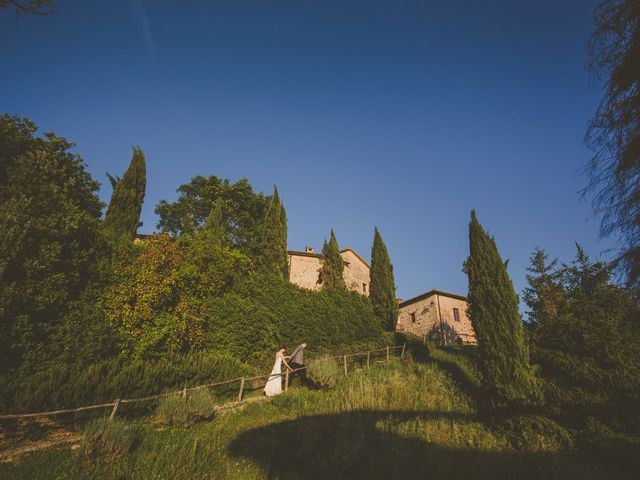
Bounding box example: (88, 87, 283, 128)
(308, 356, 342, 390)
(156, 394, 189, 427)
(156, 388, 217, 426)
(498, 414, 573, 452)
(80, 417, 140, 458)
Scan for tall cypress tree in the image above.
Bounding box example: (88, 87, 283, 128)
(369, 227, 398, 331)
(463, 210, 541, 408)
(255, 186, 288, 278)
(320, 229, 346, 289)
(200, 200, 226, 248)
(103, 147, 146, 240)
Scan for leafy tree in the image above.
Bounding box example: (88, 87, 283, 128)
(154, 175, 270, 253)
(199, 199, 227, 247)
(254, 186, 288, 278)
(103, 147, 146, 240)
(0, 115, 104, 371)
(319, 229, 345, 289)
(463, 210, 541, 408)
(369, 227, 398, 331)
(585, 0, 640, 286)
(525, 245, 640, 424)
(0, 0, 54, 16)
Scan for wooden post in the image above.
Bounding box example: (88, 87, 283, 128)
(109, 399, 120, 421)
(386, 346, 390, 362)
(401, 343, 406, 359)
(238, 377, 245, 402)
(343, 355, 348, 376)
(284, 370, 289, 392)
(182, 385, 187, 399)
(366, 351, 371, 369)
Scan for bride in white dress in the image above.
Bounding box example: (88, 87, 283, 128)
(264, 346, 292, 397)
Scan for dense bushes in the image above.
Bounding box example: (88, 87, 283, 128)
(307, 356, 342, 389)
(0, 351, 253, 413)
(155, 389, 216, 427)
(81, 417, 140, 459)
(204, 275, 385, 363)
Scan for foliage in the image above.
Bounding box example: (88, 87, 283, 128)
(497, 415, 573, 452)
(186, 388, 217, 418)
(524, 245, 640, 430)
(154, 175, 270, 253)
(80, 417, 140, 459)
(0, 114, 104, 372)
(307, 356, 341, 389)
(156, 395, 190, 427)
(369, 226, 398, 331)
(319, 229, 345, 289)
(0, 350, 253, 413)
(253, 186, 288, 279)
(585, 0, 640, 286)
(463, 210, 541, 409)
(102, 147, 146, 241)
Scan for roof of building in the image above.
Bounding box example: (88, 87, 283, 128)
(287, 248, 370, 269)
(398, 289, 468, 308)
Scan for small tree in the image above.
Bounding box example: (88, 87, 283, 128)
(320, 229, 345, 289)
(369, 227, 398, 330)
(463, 210, 541, 408)
(103, 147, 146, 240)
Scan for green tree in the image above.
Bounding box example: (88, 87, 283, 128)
(154, 175, 270, 254)
(199, 200, 227, 247)
(525, 245, 640, 426)
(369, 227, 398, 331)
(463, 210, 541, 408)
(320, 229, 345, 289)
(0, 115, 103, 371)
(585, 0, 640, 286)
(103, 147, 146, 240)
(254, 186, 288, 278)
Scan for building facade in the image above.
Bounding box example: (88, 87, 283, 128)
(396, 290, 476, 345)
(287, 246, 370, 296)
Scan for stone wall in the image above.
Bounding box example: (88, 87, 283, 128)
(396, 292, 476, 344)
(341, 249, 370, 296)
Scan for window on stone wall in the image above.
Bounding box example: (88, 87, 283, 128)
(410, 312, 416, 323)
(453, 308, 460, 322)
(363, 283, 367, 293)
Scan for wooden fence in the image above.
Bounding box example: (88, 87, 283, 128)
(0, 344, 406, 421)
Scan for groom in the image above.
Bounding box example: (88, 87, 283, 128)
(287, 342, 308, 387)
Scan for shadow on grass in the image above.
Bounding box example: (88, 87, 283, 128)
(228, 410, 603, 480)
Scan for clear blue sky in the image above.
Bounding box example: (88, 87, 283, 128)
(1, 0, 613, 304)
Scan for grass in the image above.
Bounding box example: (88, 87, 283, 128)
(0, 355, 620, 479)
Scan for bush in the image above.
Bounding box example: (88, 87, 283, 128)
(498, 414, 573, 452)
(80, 417, 140, 458)
(155, 388, 216, 426)
(307, 356, 342, 390)
(0, 350, 253, 414)
(156, 395, 189, 427)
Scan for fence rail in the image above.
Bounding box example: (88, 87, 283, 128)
(0, 344, 405, 421)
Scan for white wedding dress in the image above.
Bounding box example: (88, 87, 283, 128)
(264, 352, 283, 397)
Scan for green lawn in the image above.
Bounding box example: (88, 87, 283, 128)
(0, 357, 614, 479)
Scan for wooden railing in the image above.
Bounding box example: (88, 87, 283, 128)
(0, 344, 406, 421)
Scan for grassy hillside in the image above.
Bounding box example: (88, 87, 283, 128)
(0, 354, 616, 479)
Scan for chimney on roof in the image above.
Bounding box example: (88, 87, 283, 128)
(305, 246, 314, 253)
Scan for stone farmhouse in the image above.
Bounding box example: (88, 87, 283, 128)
(396, 290, 476, 345)
(288, 246, 370, 296)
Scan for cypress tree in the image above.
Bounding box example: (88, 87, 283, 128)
(320, 229, 346, 289)
(369, 227, 398, 331)
(463, 210, 541, 408)
(103, 147, 146, 240)
(255, 186, 288, 278)
(200, 200, 226, 248)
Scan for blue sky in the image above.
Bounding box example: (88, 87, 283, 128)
(1, 0, 613, 305)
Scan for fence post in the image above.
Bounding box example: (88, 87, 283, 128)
(343, 355, 348, 376)
(366, 351, 371, 369)
(386, 346, 390, 362)
(284, 370, 289, 392)
(401, 343, 406, 359)
(182, 384, 187, 399)
(238, 377, 245, 402)
(109, 399, 120, 421)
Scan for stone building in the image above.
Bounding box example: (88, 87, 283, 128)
(396, 290, 476, 345)
(287, 246, 370, 296)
